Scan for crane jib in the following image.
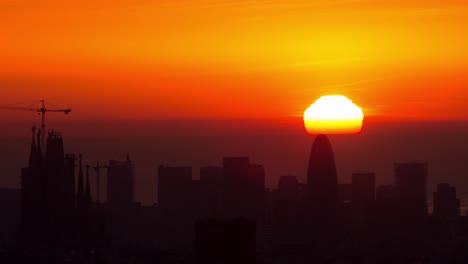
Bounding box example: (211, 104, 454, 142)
(0, 100, 72, 155)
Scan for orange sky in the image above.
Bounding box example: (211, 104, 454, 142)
(1, 0, 468, 121)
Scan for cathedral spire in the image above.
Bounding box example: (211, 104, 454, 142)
(28, 126, 39, 167)
(36, 128, 42, 156)
(77, 154, 84, 209)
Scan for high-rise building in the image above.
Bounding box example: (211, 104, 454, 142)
(272, 176, 300, 246)
(107, 156, 134, 207)
(222, 157, 265, 220)
(433, 183, 460, 218)
(306, 135, 338, 214)
(394, 162, 428, 219)
(376, 184, 398, 202)
(192, 166, 223, 218)
(157, 165, 192, 213)
(157, 165, 193, 248)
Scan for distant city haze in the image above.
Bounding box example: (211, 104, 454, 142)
(1, 118, 467, 208)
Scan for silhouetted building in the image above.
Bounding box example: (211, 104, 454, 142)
(157, 165, 192, 214)
(76, 154, 85, 211)
(192, 166, 224, 219)
(107, 156, 134, 207)
(394, 162, 428, 220)
(306, 135, 338, 216)
(21, 128, 83, 246)
(200, 166, 223, 184)
(156, 165, 194, 249)
(433, 183, 460, 218)
(376, 184, 398, 202)
(272, 176, 300, 248)
(0, 189, 21, 244)
(351, 172, 375, 222)
(195, 218, 256, 264)
(222, 157, 265, 220)
(374, 184, 401, 226)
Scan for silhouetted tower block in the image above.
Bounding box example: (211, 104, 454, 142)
(223, 157, 251, 218)
(193, 166, 224, 218)
(64, 154, 76, 211)
(0, 189, 21, 242)
(195, 218, 256, 264)
(247, 164, 266, 219)
(351, 172, 376, 222)
(157, 165, 192, 214)
(306, 135, 338, 215)
(272, 176, 300, 246)
(107, 156, 134, 207)
(433, 183, 460, 218)
(374, 184, 400, 227)
(394, 162, 428, 219)
(200, 166, 223, 184)
(222, 157, 265, 220)
(376, 184, 398, 201)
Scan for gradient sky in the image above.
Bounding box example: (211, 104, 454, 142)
(1, 0, 468, 120)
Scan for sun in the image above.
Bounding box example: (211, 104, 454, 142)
(303, 95, 364, 135)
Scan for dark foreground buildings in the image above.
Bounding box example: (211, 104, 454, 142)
(107, 157, 134, 208)
(5, 131, 468, 263)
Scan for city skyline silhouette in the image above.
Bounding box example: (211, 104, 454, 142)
(1, 119, 468, 263)
(2, 1, 468, 262)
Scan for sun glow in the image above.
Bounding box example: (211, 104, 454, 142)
(304, 95, 364, 135)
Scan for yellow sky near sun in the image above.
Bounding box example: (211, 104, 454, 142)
(1, 0, 468, 120)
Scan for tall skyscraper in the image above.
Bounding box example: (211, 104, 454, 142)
(107, 156, 134, 207)
(222, 157, 265, 220)
(306, 135, 338, 214)
(433, 183, 460, 218)
(193, 166, 223, 218)
(394, 162, 428, 219)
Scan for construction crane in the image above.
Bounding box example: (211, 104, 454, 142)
(0, 99, 71, 153)
(93, 161, 109, 204)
